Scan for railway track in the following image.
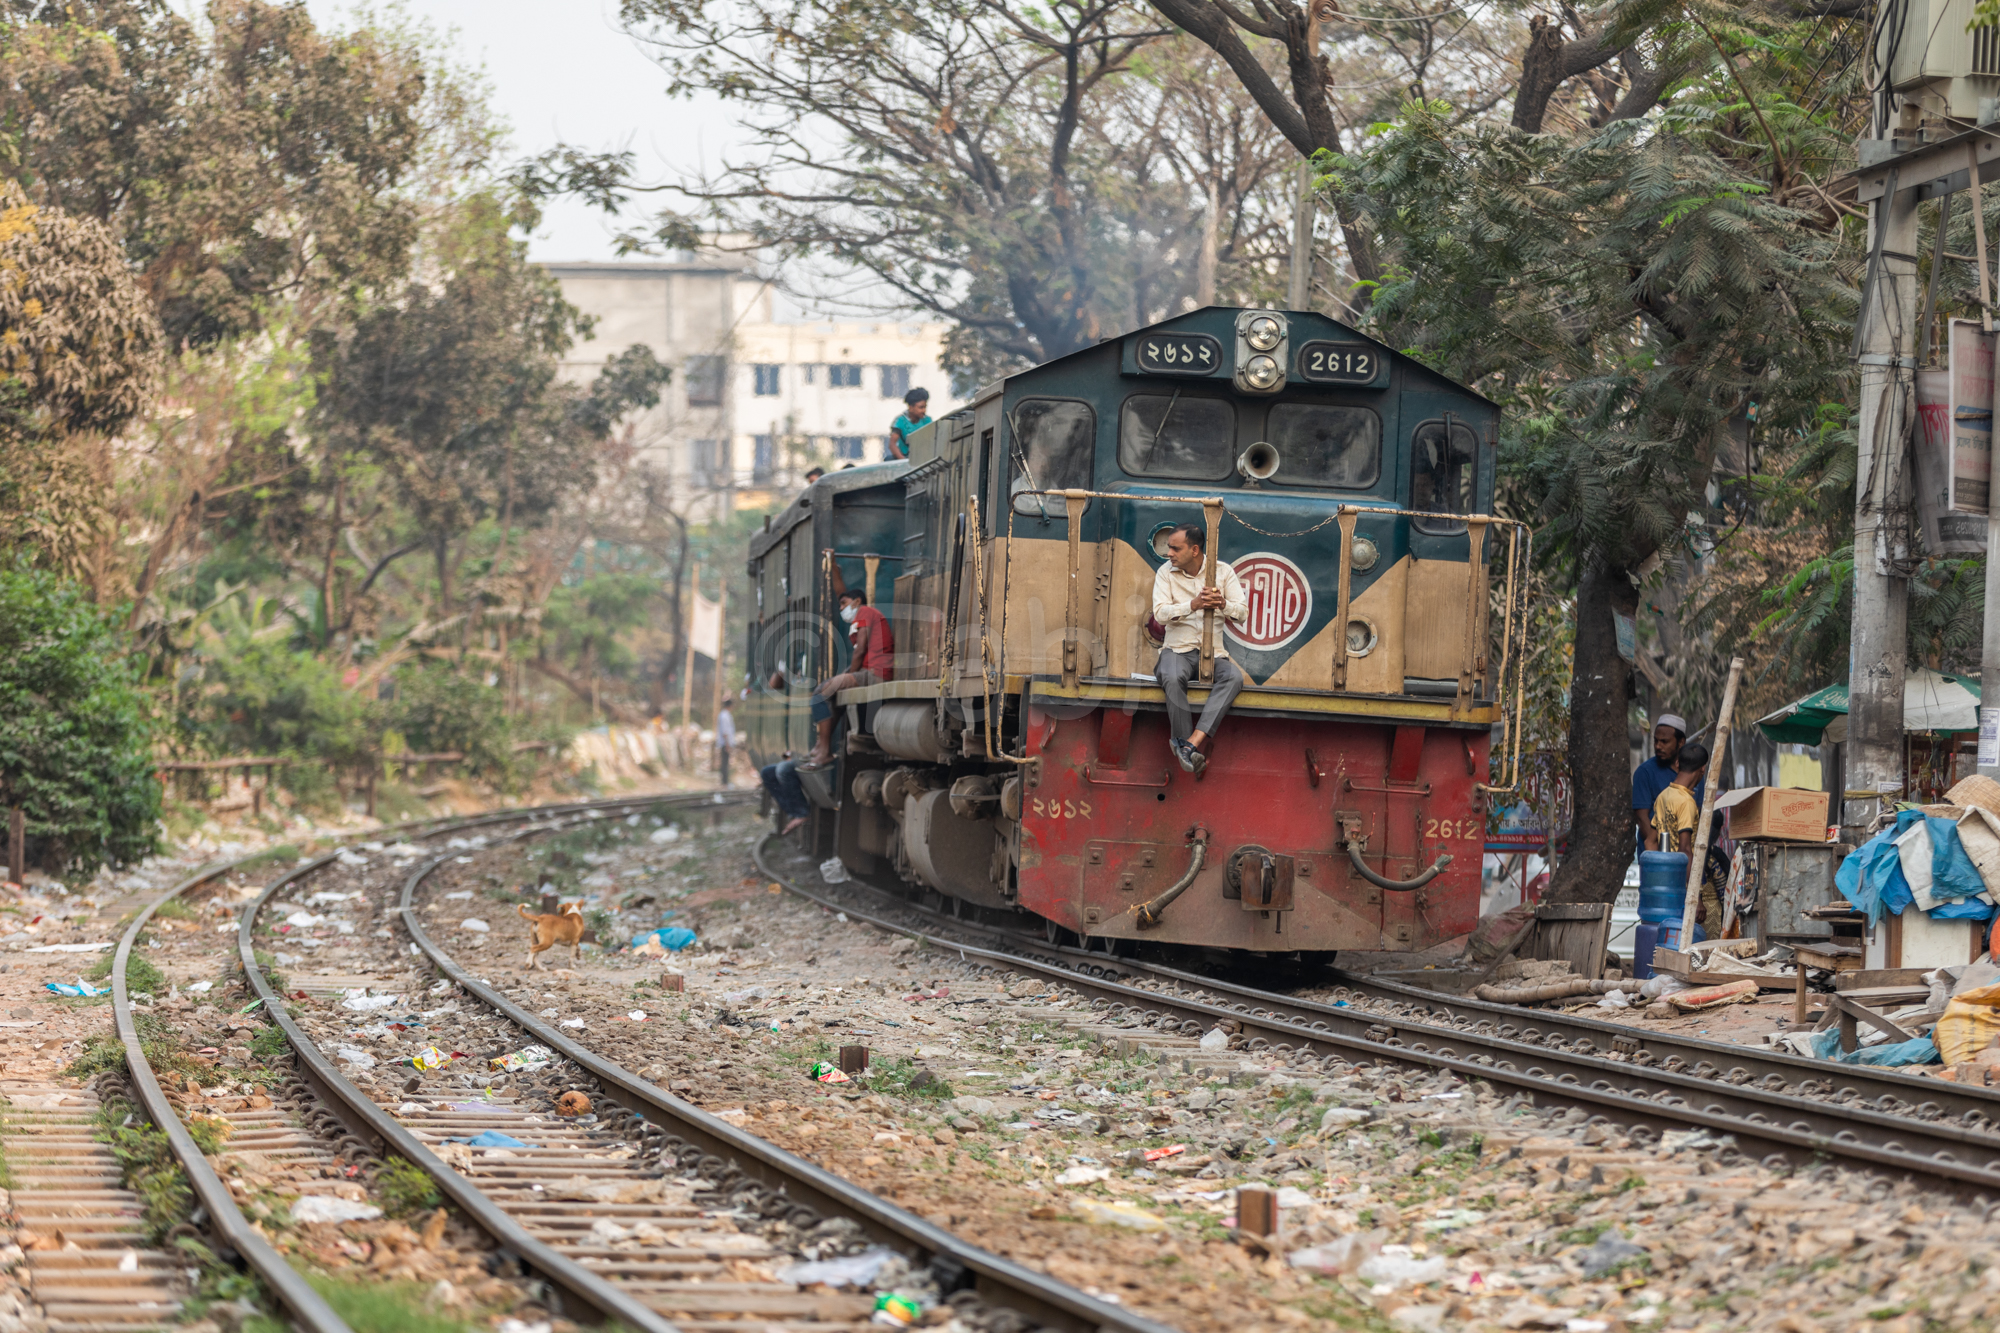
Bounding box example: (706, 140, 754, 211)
(752, 834, 2000, 1203)
(80, 791, 1180, 1333)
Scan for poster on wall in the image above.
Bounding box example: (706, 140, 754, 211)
(1914, 320, 1995, 554)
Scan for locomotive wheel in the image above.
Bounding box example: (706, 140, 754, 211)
(1042, 917, 1078, 948)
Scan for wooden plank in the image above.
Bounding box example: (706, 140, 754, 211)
(1530, 903, 1610, 981)
(1832, 992, 1914, 1047)
(1835, 967, 1932, 991)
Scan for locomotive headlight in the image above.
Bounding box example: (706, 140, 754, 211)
(1245, 315, 1283, 351)
(1242, 354, 1281, 390)
(1346, 619, 1378, 657)
(1349, 535, 1379, 572)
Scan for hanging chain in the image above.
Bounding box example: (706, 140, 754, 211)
(1223, 509, 1347, 538)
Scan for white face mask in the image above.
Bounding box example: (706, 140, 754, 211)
(841, 604, 859, 624)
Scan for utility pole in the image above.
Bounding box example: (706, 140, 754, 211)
(1850, 119, 1920, 813)
(1287, 160, 1313, 312)
(681, 563, 699, 745)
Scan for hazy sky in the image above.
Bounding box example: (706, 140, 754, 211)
(304, 0, 733, 264)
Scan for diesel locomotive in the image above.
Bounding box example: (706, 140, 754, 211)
(744, 305, 1526, 957)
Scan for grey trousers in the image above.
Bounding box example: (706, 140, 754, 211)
(1156, 649, 1244, 741)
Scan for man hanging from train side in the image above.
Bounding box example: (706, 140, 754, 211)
(1152, 524, 1247, 776)
(802, 557, 894, 769)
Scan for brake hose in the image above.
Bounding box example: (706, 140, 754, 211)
(1347, 843, 1453, 892)
(1130, 832, 1211, 929)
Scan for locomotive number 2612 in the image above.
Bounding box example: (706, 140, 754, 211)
(1297, 341, 1377, 384)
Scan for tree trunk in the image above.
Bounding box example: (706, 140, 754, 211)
(1546, 558, 1637, 906)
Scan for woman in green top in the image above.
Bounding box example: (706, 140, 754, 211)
(888, 387, 931, 458)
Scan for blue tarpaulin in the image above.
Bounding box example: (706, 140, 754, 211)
(1809, 1029, 1941, 1066)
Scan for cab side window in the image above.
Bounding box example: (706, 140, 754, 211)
(1410, 418, 1478, 534)
(1009, 398, 1095, 518)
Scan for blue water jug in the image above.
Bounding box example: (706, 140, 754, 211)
(1637, 850, 1688, 923)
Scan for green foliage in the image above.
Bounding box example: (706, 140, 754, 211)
(186, 1114, 231, 1155)
(84, 949, 165, 998)
(66, 1011, 194, 1081)
(375, 1157, 443, 1217)
(97, 1098, 192, 1244)
(250, 1023, 289, 1063)
(0, 563, 159, 875)
(386, 665, 516, 784)
(296, 1277, 475, 1333)
(865, 1054, 955, 1101)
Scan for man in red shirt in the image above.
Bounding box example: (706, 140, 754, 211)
(804, 585, 894, 768)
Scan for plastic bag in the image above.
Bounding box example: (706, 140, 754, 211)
(1076, 1200, 1166, 1231)
(1936, 981, 2000, 1064)
(819, 857, 849, 885)
(1639, 975, 1692, 1000)
(630, 926, 697, 952)
(1288, 1230, 1384, 1275)
(1598, 989, 1631, 1009)
(808, 1061, 852, 1084)
(43, 978, 104, 998)
(1356, 1246, 1448, 1287)
(291, 1196, 383, 1224)
(775, 1246, 897, 1289)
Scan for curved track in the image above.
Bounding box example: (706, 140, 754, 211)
(96, 792, 1182, 1333)
(753, 834, 2000, 1201)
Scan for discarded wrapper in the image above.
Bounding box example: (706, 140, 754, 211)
(490, 1044, 556, 1073)
(809, 1061, 852, 1084)
(872, 1294, 922, 1326)
(406, 1046, 452, 1072)
(44, 978, 105, 998)
(1143, 1143, 1186, 1162)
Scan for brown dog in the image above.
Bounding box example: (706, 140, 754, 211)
(518, 902, 585, 970)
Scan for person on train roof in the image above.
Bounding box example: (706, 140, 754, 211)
(803, 561, 895, 769)
(1151, 524, 1247, 776)
(888, 388, 931, 459)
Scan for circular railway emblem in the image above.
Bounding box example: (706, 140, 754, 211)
(1224, 552, 1313, 651)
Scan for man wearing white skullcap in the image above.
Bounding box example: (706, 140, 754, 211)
(1632, 712, 1702, 855)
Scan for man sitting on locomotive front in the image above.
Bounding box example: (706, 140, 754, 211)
(1152, 523, 1248, 776)
(802, 564, 895, 769)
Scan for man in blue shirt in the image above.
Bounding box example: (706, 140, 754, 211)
(1633, 713, 1703, 853)
(888, 388, 932, 459)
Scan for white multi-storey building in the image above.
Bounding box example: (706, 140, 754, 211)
(543, 252, 957, 517)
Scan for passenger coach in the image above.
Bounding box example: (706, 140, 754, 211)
(744, 306, 1526, 958)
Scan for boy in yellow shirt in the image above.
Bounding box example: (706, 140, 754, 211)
(1647, 743, 1723, 931)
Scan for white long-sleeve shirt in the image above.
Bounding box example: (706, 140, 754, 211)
(1152, 558, 1248, 659)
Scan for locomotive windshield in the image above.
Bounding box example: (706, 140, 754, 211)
(1265, 403, 1380, 488)
(1118, 393, 1235, 479)
(1010, 397, 1094, 516)
(1411, 417, 1479, 532)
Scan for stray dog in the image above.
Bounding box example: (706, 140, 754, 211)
(519, 902, 585, 970)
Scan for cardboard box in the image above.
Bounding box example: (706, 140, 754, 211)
(1716, 786, 1831, 843)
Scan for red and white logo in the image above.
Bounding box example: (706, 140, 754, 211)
(1224, 552, 1312, 651)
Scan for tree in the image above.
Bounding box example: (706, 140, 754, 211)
(613, 0, 1299, 379)
(1329, 4, 1866, 902)
(0, 562, 159, 875)
(0, 178, 161, 584)
(0, 0, 448, 345)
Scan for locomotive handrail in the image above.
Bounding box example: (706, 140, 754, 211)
(995, 490, 1533, 795)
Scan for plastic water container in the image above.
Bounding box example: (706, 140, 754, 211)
(1632, 851, 1689, 979)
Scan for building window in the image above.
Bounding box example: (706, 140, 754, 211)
(691, 438, 720, 486)
(880, 364, 912, 399)
(828, 363, 862, 389)
(752, 364, 781, 396)
(803, 363, 819, 385)
(686, 355, 726, 406)
(753, 434, 776, 483)
(833, 435, 865, 460)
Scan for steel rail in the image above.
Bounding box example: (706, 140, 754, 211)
(238, 791, 741, 1333)
(384, 809, 1181, 1333)
(112, 860, 356, 1333)
(753, 838, 2000, 1200)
